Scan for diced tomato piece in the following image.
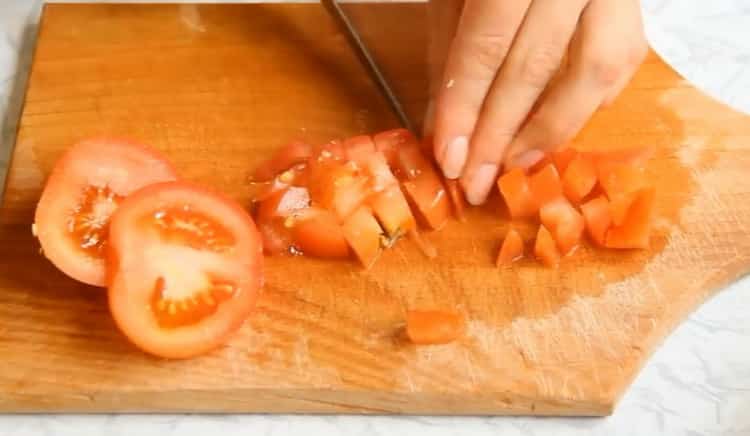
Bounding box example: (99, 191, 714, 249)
(343, 135, 376, 162)
(373, 128, 415, 168)
(253, 141, 312, 182)
(402, 171, 451, 230)
(307, 158, 370, 220)
(534, 225, 560, 267)
(551, 148, 577, 174)
(529, 163, 563, 209)
(580, 195, 612, 246)
(608, 192, 638, 226)
(539, 198, 584, 255)
(258, 218, 295, 255)
(562, 154, 597, 204)
(312, 140, 346, 161)
(497, 168, 535, 219)
(444, 178, 467, 221)
(369, 184, 416, 237)
(496, 228, 524, 267)
(341, 207, 383, 268)
(598, 164, 648, 200)
(256, 186, 310, 221)
(528, 155, 552, 173)
(606, 187, 655, 249)
(406, 310, 464, 345)
(361, 151, 399, 193)
(292, 209, 350, 258)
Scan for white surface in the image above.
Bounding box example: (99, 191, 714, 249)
(1, 1, 749, 435)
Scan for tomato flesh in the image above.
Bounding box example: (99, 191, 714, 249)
(406, 310, 463, 345)
(370, 184, 415, 237)
(108, 181, 263, 359)
(34, 138, 177, 287)
(562, 154, 597, 204)
(580, 195, 612, 246)
(292, 209, 350, 258)
(534, 225, 560, 267)
(606, 187, 655, 249)
(539, 198, 584, 255)
(341, 206, 383, 269)
(444, 178, 467, 221)
(497, 168, 535, 219)
(497, 228, 524, 266)
(252, 141, 312, 182)
(551, 148, 577, 174)
(529, 163, 563, 210)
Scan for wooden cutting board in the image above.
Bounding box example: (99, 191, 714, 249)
(1, 3, 749, 415)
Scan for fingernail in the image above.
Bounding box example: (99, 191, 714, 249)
(509, 149, 545, 169)
(465, 163, 498, 206)
(441, 136, 468, 179)
(422, 100, 435, 138)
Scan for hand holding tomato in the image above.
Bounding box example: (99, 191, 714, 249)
(425, 0, 648, 205)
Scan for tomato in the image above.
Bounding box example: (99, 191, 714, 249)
(370, 184, 415, 237)
(528, 163, 563, 210)
(258, 218, 295, 256)
(343, 135, 376, 162)
(402, 173, 451, 230)
(33, 138, 178, 287)
(406, 310, 464, 345)
(307, 156, 370, 220)
(606, 187, 655, 249)
(497, 168, 535, 218)
(252, 141, 311, 182)
(580, 195, 612, 246)
(534, 225, 560, 267)
(292, 209, 350, 258)
(496, 228, 524, 267)
(562, 154, 597, 204)
(539, 198, 584, 255)
(107, 181, 263, 359)
(256, 186, 310, 222)
(341, 206, 383, 269)
(373, 128, 413, 170)
(551, 148, 577, 174)
(445, 178, 467, 221)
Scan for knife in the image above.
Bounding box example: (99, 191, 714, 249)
(321, 0, 415, 133)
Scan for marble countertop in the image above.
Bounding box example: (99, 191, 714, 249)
(1, 1, 749, 435)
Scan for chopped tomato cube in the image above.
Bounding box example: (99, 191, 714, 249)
(529, 163, 563, 209)
(402, 171, 451, 230)
(534, 225, 560, 267)
(307, 158, 370, 220)
(406, 310, 464, 345)
(343, 135, 376, 162)
(369, 184, 416, 237)
(598, 164, 648, 200)
(562, 154, 597, 204)
(551, 148, 577, 174)
(444, 178, 467, 221)
(258, 217, 295, 255)
(497, 228, 524, 266)
(361, 151, 399, 193)
(373, 128, 415, 168)
(256, 186, 310, 222)
(608, 192, 638, 226)
(580, 195, 612, 246)
(312, 140, 346, 161)
(342, 206, 383, 268)
(497, 168, 535, 218)
(606, 187, 655, 249)
(293, 209, 350, 258)
(539, 198, 584, 255)
(253, 141, 312, 182)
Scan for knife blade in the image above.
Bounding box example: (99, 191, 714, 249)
(321, 0, 415, 133)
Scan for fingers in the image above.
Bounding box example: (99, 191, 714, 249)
(432, 0, 532, 178)
(506, 0, 648, 168)
(460, 0, 589, 204)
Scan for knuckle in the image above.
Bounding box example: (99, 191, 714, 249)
(628, 37, 649, 66)
(534, 114, 572, 148)
(586, 52, 626, 87)
(518, 45, 563, 89)
(461, 33, 514, 79)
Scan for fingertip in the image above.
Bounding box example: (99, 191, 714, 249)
(461, 163, 498, 205)
(440, 136, 469, 179)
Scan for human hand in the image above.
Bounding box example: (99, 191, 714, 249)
(425, 0, 648, 205)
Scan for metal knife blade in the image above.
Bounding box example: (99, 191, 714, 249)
(321, 0, 415, 133)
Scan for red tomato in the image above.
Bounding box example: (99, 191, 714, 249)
(258, 218, 295, 256)
(606, 187, 655, 249)
(534, 225, 560, 267)
(373, 128, 414, 169)
(34, 138, 178, 287)
(343, 135, 376, 162)
(293, 209, 350, 258)
(580, 195, 612, 246)
(539, 198, 584, 255)
(370, 184, 416, 237)
(341, 206, 383, 269)
(551, 148, 577, 174)
(497, 168, 535, 219)
(444, 178, 467, 221)
(562, 154, 597, 204)
(307, 157, 370, 220)
(252, 141, 312, 182)
(608, 192, 638, 226)
(256, 186, 310, 222)
(529, 163, 563, 210)
(406, 310, 464, 345)
(402, 172, 451, 230)
(496, 228, 524, 267)
(107, 181, 264, 359)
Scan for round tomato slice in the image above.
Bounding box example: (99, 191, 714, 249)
(107, 181, 263, 359)
(34, 138, 178, 287)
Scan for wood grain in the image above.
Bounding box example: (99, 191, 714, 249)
(1, 3, 749, 415)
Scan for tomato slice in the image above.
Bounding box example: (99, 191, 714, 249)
(256, 186, 310, 222)
(34, 138, 178, 287)
(341, 206, 383, 269)
(252, 141, 312, 182)
(551, 148, 577, 174)
(580, 195, 612, 246)
(497, 168, 535, 219)
(562, 154, 597, 204)
(539, 198, 584, 255)
(606, 187, 655, 249)
(444, 178, 467, 221)
(370, 184, 416, 237)
(343, 135, 376, 163)
(529, 163, 563, 210)
(292, 209, 350, 258)
(107, 181, 263, 359)
(534, 225, 560, 267)
(406, 310, 464, 345)
(496, 228, 524, 267)
(307, 156, 370, 220)
(402, 173, 451, 230)
(373, 128, 414, 170)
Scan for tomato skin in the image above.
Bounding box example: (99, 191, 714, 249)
(580, 195, 612, 246)
(252, 141, 312, 182)
(497, 168, 535, 219)
(496, 228, 524, 267)
(406, 310, 464, 345)
(444, 178, 467, 221)
(34, 138, 178, 287)
(292, 209, 350, 258)
(107, 181, 263, 359)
